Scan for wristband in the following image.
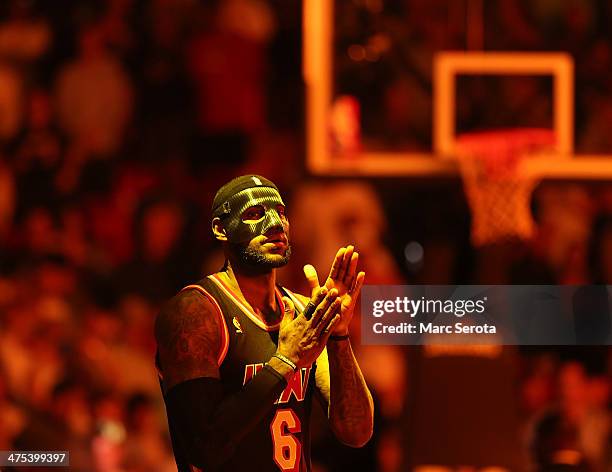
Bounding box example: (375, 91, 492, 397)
(272, 353, 297, 371)
(329, 334, 350, 341)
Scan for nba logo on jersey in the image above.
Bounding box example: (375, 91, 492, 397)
(232, 316, 243, 334)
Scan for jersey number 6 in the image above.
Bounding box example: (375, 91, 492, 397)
(270, 408, 302, 472)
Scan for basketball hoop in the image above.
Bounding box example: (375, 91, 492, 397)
(455, 128, 556, 247)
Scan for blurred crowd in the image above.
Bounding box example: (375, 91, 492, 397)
(0, 1, 609, 471)
(0, 0, 302, 470)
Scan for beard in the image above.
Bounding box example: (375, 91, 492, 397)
(230, 242, 292, 273)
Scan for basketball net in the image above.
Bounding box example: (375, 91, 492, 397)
(455, 128, 556, 247)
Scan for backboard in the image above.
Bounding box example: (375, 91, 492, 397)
(303, 0, 612, 179)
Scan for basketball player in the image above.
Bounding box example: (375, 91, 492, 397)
(155, 175, 374, 471)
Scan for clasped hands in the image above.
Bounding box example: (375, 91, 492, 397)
(303, 245, 365, 336)
(277, 245, 365, 368)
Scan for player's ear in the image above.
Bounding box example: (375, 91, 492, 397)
(212, 217, 228, 241)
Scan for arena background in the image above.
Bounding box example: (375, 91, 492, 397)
(0, 1, 609, 471)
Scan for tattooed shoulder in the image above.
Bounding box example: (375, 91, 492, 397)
(155, 288, 222, 388)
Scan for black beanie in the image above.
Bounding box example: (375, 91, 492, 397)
(211, 175, 279, 218)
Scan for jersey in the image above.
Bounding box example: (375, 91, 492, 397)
(156, 272, 318, 472)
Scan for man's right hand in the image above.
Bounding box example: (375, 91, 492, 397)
(276, 288, 341, 368)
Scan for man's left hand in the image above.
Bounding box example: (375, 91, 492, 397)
(304, 245, 365, 336)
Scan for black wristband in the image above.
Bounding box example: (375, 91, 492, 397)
(329, 334, 350, 341)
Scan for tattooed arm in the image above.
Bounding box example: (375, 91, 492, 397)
(314, 344, 374, 447)
(300, 246, 374, 446)
(155, 288, 222, 389)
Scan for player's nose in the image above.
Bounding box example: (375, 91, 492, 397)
(262, 212, 285, 235)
